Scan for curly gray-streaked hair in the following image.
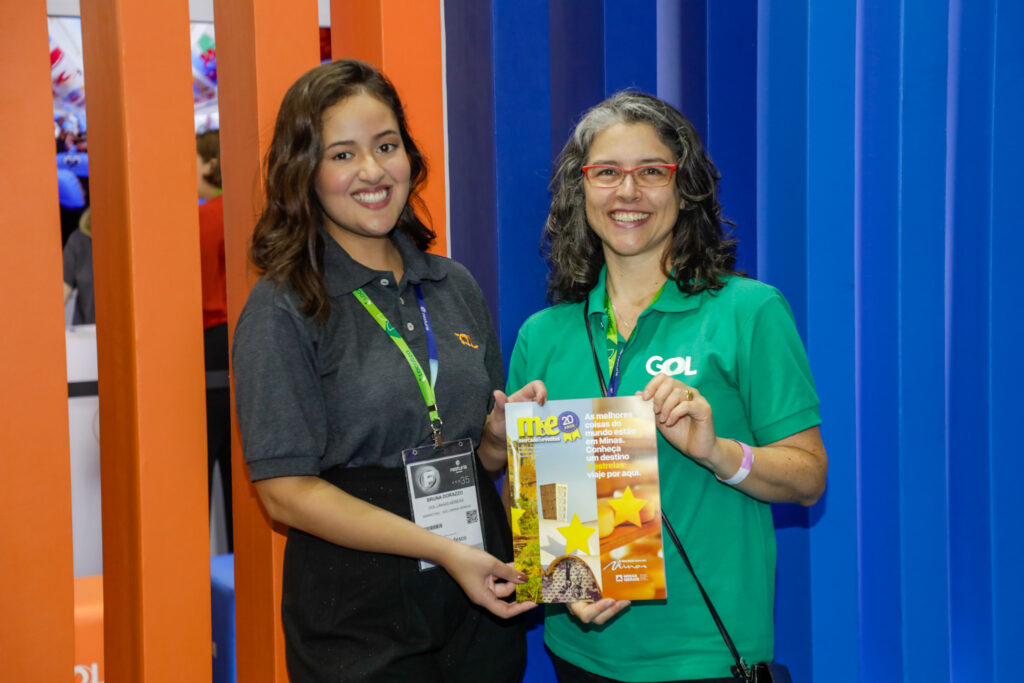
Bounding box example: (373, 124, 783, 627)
(543, 91, 738, 303)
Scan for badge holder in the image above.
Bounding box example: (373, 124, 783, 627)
(402, 438, 486, 570)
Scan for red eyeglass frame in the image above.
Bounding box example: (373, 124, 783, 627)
(581, 163, 680, 186)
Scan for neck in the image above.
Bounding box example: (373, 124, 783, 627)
(198, 182, 220, 201)
(327, 226, 405, 282)
(604, 250, 668, 308)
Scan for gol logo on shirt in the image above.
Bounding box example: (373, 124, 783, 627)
(454, 332, 478, 348)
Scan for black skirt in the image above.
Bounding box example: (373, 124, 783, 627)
(281, 461, 527, 682)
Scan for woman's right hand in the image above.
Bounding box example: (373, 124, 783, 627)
(567, 598, 630, 625)
(441, 542, 537, 619)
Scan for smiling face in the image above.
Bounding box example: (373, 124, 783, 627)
(583, 122, 682, 267)
(315, 92, 411, 253)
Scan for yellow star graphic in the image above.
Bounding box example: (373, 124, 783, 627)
(510, 507, 525, 535)
(557, 512, 596, 556)
(607, 486, 648, 527)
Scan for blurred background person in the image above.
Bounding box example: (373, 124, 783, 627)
(196, 128, 232, 552)
(62, 207, 93, 326)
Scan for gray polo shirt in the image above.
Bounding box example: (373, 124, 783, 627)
(232, 230, 504, 480)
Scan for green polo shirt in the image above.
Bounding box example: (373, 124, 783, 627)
(507, 268, 820, 681)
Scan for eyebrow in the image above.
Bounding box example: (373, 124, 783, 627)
(587, 157, 673, 166)
(324, 129, 401, 150)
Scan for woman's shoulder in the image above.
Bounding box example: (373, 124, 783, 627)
(424, 251, 476, 285)
(418, 253, 488, 306)
(64, 228, 90, 250)
(240, 276, 306, 321)
(518, 301, 581, 337)
(712, 275, 787, 309)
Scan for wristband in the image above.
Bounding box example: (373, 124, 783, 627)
(717, 440, 753, 486)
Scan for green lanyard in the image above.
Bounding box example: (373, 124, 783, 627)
(603, 298, 626, 390)
(353, 287, 444, 447)
(603, 286, 664, 383)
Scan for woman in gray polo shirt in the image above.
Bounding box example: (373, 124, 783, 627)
(232, 60, 539, 682)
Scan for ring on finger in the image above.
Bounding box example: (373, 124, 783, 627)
(685, 389, 694, 401)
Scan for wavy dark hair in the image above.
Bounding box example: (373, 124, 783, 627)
(251, 59, 433, 323)
(544, 91, 737, 302)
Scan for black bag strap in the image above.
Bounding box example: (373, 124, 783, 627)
(582, 302, 753, 682)
(660, 511, 753, 682)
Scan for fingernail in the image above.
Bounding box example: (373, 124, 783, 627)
(515, 574, 527, 584)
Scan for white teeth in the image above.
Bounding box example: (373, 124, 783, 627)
(354, 189, 388, 203)
(611, 211, 649, 222)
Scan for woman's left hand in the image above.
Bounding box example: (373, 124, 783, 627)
(641, 373, 829, 506)
(640, 373, 717, 462)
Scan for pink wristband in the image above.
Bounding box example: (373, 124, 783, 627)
(717, 440, 753, 485)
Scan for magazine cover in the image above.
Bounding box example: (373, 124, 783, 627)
(505, 395, 667, 603)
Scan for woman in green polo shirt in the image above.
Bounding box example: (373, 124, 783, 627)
(508, 92, 828, 682)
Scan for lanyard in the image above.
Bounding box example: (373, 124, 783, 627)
(584, 300, 615, 398)
(353, 284, 443, 446)
(583, 287, 664, 398)
(415, 286, 439, 390)
(602, 297, 626, 397)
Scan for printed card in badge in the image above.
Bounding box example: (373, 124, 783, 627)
(403, 439, 485, 570)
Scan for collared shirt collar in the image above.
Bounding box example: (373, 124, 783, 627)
(322, 228, 446, 297)
(585, 264, 705, 316)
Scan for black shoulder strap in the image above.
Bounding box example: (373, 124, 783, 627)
(660, 511, 753, 682)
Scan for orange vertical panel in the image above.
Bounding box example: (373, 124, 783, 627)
(79, 0, 211, 680)
(331, 0, 449, 256)
(213, 1, 320, 681)
(0, 2, 76, 680)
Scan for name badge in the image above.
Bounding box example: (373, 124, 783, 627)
(402, 439, 485, 571)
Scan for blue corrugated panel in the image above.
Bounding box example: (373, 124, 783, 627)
(989, 4, 1024, 680)
(492, 0, 552, 367)
(548, 1, 604, 164)
(445, 0, 499, 311)
(755, 3, 812, 679)
(805, 3, 861, 682)
(707, 1, 757, 280)
(855, 1, 904, 679)
(603, 2, 656, 97)
(898, 2, 952, 680)
(945, 2, 995, 679)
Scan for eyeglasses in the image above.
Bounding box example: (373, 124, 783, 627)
(582, 163, 679, 188)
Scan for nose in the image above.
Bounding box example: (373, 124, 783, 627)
(615, 171, 641, 201)
(357, 154, 386, 182)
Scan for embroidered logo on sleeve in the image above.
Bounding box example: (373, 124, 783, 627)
(454, 332, 479, 349)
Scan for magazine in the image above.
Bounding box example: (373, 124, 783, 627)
(505, 395, 667, 603)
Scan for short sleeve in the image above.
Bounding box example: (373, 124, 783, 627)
(506, 326, 529, 395)
(737, 290, 821, 445)
(483, 316, 505, 398)
(464, 269, 505, 396)
(232, 283, 327, 480)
